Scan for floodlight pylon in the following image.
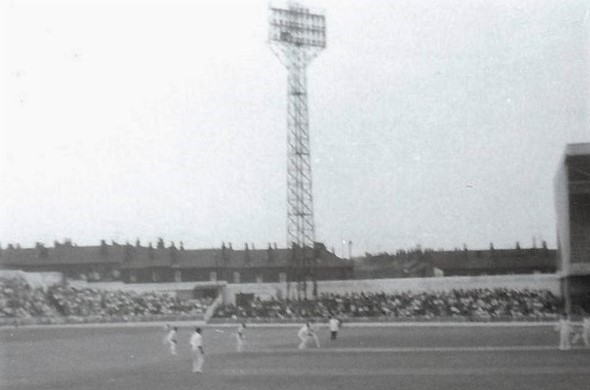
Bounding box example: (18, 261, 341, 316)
(268, 2, 326, 298)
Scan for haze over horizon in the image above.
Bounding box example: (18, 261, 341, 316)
(1, 0, 589, 258)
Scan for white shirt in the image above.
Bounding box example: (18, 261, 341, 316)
(556, 319, 571, 334)
(165, 330, 177, 343)
(237, 324, 245, 339)
(298, 325, 309, 338)
(190, 332, 202, 350)
(583, 318, 590, 331)
(329, 319, 339, 332)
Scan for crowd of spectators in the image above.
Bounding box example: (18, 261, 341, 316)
(1, 274, 565, 323)
(0, 276, 55, 318)
(215, 288, 563, 321)
(1, 276, 209, 322)
(46, 286, 209, 318)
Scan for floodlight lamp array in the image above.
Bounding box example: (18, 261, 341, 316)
(269, 6, 326, 48)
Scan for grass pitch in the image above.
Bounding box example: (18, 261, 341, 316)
(2, 323, 589, 390)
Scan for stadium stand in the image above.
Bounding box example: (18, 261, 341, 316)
(214, 289, 563, 321)
(1, 270, 565, 324)
(0, 274, 210, 324)
(0, 275, 56, 318)
(47, 286, 209, 318)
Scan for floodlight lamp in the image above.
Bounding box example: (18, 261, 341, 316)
(269, 2, 326, 49)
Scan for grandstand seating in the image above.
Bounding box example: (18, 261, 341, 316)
(214, 289, 563, 321)
(0, 274, 569, 324)
(0, 275, 209, 323)
(0, 276, 56, 318)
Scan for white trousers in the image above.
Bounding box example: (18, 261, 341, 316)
(192, 349, 204, 372)
(236, 335, 244, 352)
(559, 331, 571, 350)
(167, 341, 177, 355)
(299, 334, 320, 349)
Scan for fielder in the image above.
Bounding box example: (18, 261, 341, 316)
(555, 314, 572, 351)
(584, 316, 590, 347)
(164, 326, 178, 355)
(236, 323, 246, 352)
(328, 316, 340, 341)
(582, 315, 590, 348)
(190, 327, 205, 373)
(298, 321, 320, 349)
(572, 314, 590, 348)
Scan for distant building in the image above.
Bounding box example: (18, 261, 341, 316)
(2, 240, 556, 284)
(0, 241, 120, 282)
(555, 143, 590, 313)
(0, 241, 353, 284)
(353, 247, 555, 279)
(431, 248, 555, 276)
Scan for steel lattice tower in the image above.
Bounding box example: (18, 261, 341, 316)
(269, 2, 326, 298)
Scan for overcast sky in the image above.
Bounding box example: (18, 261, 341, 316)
(1, 0, 588, 257)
